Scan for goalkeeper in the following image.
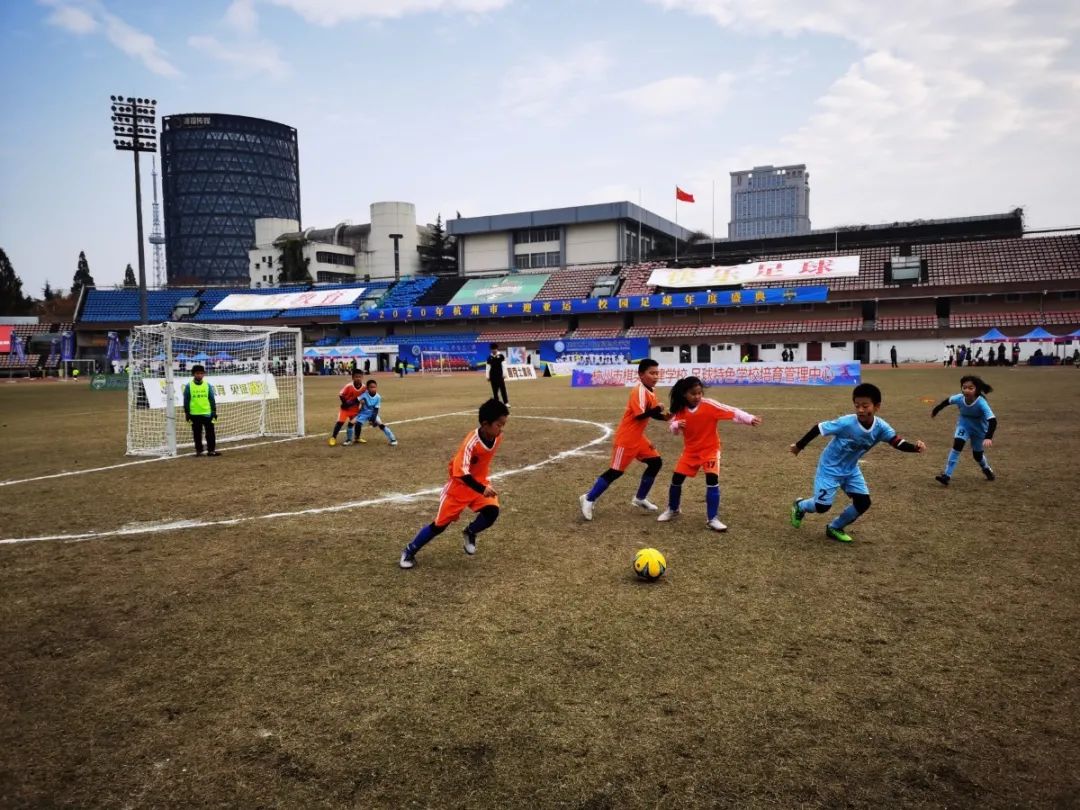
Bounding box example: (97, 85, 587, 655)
(183, 364, 220, 456)
(329, 369, 365, 446)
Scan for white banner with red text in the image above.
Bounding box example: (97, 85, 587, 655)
(214, 288, 366, 312)
(570, 362, 861, 388)
(141, 374, 281, 409)
(646, 256, 859, 289)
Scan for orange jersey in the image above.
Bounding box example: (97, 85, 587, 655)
(673, 398, 752, 456)
(613, 382, 661, 446)
(338, 382, 362, 414)
(447, 428, 502, 487)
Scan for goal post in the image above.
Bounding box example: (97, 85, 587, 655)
(420, 350, 454, 374)
(126, 322, 304, 457)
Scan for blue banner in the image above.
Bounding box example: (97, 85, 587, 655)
(571, 362, 862, 388)
(106, 331, 122, 362)
(342, 286, 828, 324)
(397, 341, 488, 368)
(539, 338, 651, 364)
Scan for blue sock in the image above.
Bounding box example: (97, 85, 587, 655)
(945, 450, 961, 476)
(346, 424, 354, 442)
(586, 476, 611, 502)
(467, 510, 496, 536)
(829, 504, 860, 530)
(706, 485, 721, 520)
(668, 483, 682, 512)
(797, 497, 816, 515)
(382, 425, 397, 443)
(406, 523, 438, 555)
(635, 476, 656, 500)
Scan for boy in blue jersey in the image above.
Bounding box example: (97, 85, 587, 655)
(789, 383, 926, 543)
(930, 375, 997, 485)
(355, 379, 398, 446)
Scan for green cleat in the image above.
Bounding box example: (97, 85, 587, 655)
(825, 526, 853, 544)
(790, 500, 805, 528)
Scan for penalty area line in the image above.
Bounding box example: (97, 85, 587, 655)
(0, 410, 472, 490)
(0, 415, 611, 547)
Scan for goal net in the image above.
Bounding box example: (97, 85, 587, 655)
(420, 350, 457, 374)
(127, 322, 304, 457)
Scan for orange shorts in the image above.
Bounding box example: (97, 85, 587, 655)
(609, 440, 660, 472)
(674, 449, 721, 478)
(338, 407, 360, 423)
(434, 480, 499, 527)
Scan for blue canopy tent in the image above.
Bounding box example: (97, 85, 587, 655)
(1053, 328, 1080, 343)
(972, 327, 1010, 342)
(1015, 326, 1058, 341)
(213, 351, 232, 361)
(192, 351, 211, 361)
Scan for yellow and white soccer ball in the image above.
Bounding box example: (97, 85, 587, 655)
(633, 547, 667, 582)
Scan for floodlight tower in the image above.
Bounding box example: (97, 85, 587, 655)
(149, 157, 166, 288)
(110, 95, 158, 323)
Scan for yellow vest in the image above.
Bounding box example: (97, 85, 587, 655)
(188, 380, 212, 416)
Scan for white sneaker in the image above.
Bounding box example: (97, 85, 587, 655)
(399, 549, 416, 569)
(389, 440, 399, 447)
(463, 529, 477, 556)
(657, 509, 680, 522)
(706, 518, 728, 532)
(342, 440, 353, 446)
(631, 497, 659, 512)
(579, 493, 594, 521)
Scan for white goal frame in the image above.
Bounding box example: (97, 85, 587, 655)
(420, 350, 454, 374)
(126, 322, 304, 457)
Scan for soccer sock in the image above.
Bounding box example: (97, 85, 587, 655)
(332, 421, 344, 438)
(829, 504, 860, 530)
(635, 475, 656, 500)
(346, 423, 354, 442)
(406, 523, 439, 555)
(975, 452, 990, 469)
(706, 484, 721, 521)
(586, 476, 611, 502)
(797, 497, 816, 515)
(382, 425, 397, 443)
(945, 449, 961, 476)
(466, 510, 496, 536)
(668, 483, 682, 512)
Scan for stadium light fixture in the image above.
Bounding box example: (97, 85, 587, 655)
(111, 95, 158, 324)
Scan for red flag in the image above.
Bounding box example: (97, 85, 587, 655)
(676, 186, 695, 203)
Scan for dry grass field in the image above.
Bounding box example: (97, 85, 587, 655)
(1, 366, 1078, 808)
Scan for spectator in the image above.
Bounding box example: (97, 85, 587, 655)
(890, 346, 898, 368)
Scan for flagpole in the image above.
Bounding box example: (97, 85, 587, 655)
(638, 187, 643, 263)
(711, 179, 716, 263)
(674, 186, 679, 263)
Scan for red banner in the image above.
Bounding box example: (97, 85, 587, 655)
(0, 325, 12, 353)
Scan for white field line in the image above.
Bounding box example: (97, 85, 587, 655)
(0, 415, 613, 547)
(0, 411, 471, 489)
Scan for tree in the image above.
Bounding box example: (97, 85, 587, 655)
(71, 251, 96, 297)
(42, 280, 56, 301)
(123, 264, 137, 288)
(0, 247, 33, 315)
(277, 238, 312, 284)
(419, 214, 457, 276)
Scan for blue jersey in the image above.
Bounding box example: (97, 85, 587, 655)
(358, 391, 382, 419)
(948, 393, 994, 435)
(816, 414, 897, 477)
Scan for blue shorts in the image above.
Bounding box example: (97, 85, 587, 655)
(954, 423, 987, 451)
(813, 467, 868, 506)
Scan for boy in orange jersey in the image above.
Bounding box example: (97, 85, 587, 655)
(579, 358, 671, 520)
(400, 398, 510, 569)
(657, 376, 761, 531)
(329, 368, 365, 446)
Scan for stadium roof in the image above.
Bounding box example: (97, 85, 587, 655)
(447, 202, 693, 241)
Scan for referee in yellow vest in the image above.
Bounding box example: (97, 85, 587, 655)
(183, 364, 220, 456)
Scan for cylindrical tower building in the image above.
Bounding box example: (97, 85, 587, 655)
(161, 114, 300, 285)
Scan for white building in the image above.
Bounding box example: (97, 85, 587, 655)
(248, 202, 425, 288)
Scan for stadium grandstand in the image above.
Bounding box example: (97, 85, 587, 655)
(39, 209, 1079, 374)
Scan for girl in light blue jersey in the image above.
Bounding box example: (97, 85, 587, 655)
(930, 375, 997, 485)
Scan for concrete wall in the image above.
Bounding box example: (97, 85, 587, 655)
(565, 222, 617, 265)
(367, 202, 420, 280)
(463, 233, 511, 274)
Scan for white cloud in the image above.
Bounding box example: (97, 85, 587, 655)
(499, 42, 613, 120)
(650, 0, 1080, 227)
(225, 0, 260, 34)
(615, 73, 732, 117)
(260, 0, 511, 27)
(45, 4, 98, 35)
(189, 34, 290, 78)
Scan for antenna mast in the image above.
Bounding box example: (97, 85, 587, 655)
(149, 156, 166, 287)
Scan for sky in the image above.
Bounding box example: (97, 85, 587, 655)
(1, 0, 1078, 295)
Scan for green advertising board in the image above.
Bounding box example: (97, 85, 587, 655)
(90, 374, 128, 391)
(448, 274, 551, 306)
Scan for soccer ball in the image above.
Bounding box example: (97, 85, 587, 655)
(633, 547, 667, 582)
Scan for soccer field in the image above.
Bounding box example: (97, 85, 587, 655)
(2, 368, 1078, 808)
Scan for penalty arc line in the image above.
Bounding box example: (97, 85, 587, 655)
(0, 415, 613, 547)
(0, 410, 472, 489)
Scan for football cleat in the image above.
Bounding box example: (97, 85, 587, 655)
(935, 474, 950, 486)
(579, 493, 594, 521)
(399, 549, 416, 569)
(631, 497, 659, 512)
(463, 528, 477, 556)
(357, 437, 367, 444)
(790, 499, 805, 528)
(982, 467, 995, 481)
(342, 440, 353, 446)
(389, 440, 399, 447)
(656, 509, 679, 522)
(825, 526, 853, 544)
(706, 518, 728, 532)
(328, 437, 336, 447)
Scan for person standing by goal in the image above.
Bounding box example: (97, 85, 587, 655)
(183, 364, 220, 457)
(485, 343, 510, 409)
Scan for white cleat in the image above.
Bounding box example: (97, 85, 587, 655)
(631, 497, 659, 512)
(389, 440, 399, 447)
(399, 549, 416, 569)
(463, 529, 477, 556)
(342, 440, 353, 446)
(706, 518, 728, 532)
(656, 509, 680, 522)
(579, 493, 594, 521)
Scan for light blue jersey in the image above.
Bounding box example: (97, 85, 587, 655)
(358, 390, 382, 421)
(811, 414, 896, 503)
(948, 393, 994, 439)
